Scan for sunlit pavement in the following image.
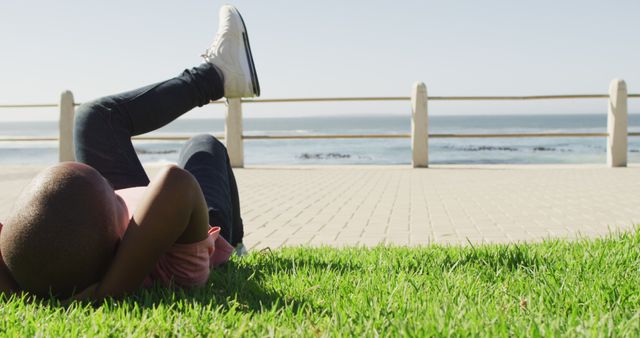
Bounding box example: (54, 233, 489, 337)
(1, 164, 639, 250)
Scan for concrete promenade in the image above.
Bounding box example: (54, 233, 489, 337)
(1, 164, 639, 250)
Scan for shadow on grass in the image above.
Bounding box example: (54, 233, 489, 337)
(251, 249, 365, 275)
(115, 258, 323, 314)
(19, 240, 578, 310)
(251, 244, 548, 274)
(15, 255, 320, 313)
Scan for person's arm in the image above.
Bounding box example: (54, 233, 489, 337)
(0, 223, 18, 294)
(91, 165, 210, 299)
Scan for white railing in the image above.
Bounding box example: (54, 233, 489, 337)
(0, 79, 638, 168)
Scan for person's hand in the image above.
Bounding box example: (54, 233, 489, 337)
(97, 166, 209, 298)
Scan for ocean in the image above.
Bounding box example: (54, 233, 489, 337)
(1, 114, 640, 165)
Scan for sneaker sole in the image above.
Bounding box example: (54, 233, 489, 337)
(235, 8, 260, 97)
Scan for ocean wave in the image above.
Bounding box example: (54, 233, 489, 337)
(441, 145, 518, 152)
(296, 152, 373, 160)
(532, 146, 572, 152)
(298, 152, 351, 160)
(438, 145, 576, 152)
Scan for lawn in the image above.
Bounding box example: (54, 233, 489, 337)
(1, 231, 639, 337)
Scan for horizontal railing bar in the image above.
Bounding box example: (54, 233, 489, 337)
(0, 135, 224, 142)
(243, 134, 411, 140)
(227, 94, 639, 104)
(0, 103, 82, 108)
(0, 136, 59, 141)
(0, 104, 59, 108)
(132, 135, 225, 141)
(214, 95, 615, 104)
(430, 94, 610, 101)
(243, 132, 612, 139)
(239, 97, 411, 103)
(8, 132, 640, 142)
(1, 93, 639, 110)
(431, 132, 609, 138)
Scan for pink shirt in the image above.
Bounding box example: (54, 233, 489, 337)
(116, 187, 234, 288)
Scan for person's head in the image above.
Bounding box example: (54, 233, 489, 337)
(0, 162, 128, 298)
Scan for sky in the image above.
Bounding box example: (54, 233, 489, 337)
(0, 0, 638, 121)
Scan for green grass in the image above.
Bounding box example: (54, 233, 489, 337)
(1, 231, 640, 337)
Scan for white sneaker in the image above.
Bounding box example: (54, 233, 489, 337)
(202, 5, 260, 98)
(234, 242, 248, 257)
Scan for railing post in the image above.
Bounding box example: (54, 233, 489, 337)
(411, 82, 428, 168)
(225, 98, 244, 168)
(59, 90, 75, 162)
(607, 79, 628, 167)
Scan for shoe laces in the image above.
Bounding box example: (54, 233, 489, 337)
(201, 32, 223, 59)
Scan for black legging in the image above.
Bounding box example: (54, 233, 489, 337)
(73, 63, 244, 245)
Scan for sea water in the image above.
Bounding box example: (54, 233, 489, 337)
(1, 114, 640, 165)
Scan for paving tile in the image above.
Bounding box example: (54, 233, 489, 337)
(2, 164, 640, 249)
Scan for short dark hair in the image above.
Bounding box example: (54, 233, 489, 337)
(0, 164, 121, 298)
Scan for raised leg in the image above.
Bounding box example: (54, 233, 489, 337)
(74, 63, 224, 189)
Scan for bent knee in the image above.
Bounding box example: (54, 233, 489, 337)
(74, 99, 112, 131)
(190, 134, 226, 150)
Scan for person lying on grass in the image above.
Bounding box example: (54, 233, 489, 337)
(0, 4, 259, 300)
